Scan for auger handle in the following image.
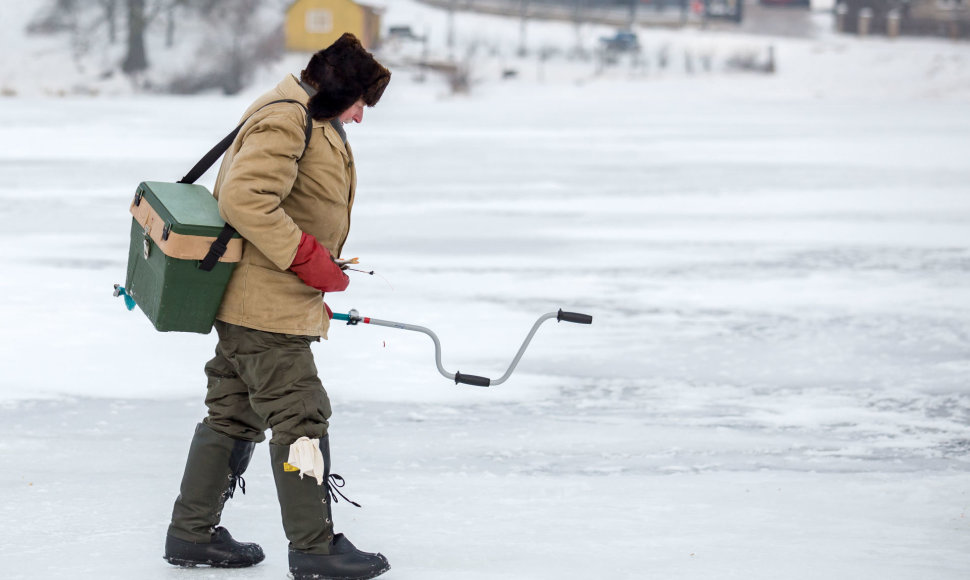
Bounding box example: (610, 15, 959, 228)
(454, 372, 491, 387)
(557, 309, 593, 324)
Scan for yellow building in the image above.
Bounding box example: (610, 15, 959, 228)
(285, 0, 383, 52)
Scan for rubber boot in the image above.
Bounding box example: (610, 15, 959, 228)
(270, 435, 390, 580)
(164, 422, 265, 568)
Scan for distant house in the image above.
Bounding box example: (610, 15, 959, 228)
(837, 0, 969, 38)
(903, 0, 969, 37)
(285, 0, 383, 52)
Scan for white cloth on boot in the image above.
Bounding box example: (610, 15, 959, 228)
(287, 436, 325, 485)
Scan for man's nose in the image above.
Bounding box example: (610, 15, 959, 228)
(354, 109, 364, 123)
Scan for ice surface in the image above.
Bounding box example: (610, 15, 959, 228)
(1, 2, 969, 579)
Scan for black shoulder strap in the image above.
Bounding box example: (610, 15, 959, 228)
(178, 98, 312, 185)
(180, 99, 312, 272)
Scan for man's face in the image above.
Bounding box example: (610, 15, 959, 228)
(338, 98, 366, 125)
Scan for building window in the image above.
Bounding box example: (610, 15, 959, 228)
(306, 10, 333, 34)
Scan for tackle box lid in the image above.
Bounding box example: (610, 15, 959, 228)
(134, 181, 240, 238)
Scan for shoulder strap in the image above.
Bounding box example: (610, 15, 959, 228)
(188, 99, 313, 272)
(178, 98, 312, 186)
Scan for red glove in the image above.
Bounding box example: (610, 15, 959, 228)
(289, 232, 350, 293)
(325, 302, 333, 319)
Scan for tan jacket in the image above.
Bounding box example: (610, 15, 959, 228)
(213, 75, 356, 338)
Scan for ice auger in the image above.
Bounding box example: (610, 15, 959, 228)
(332, 308, 593, 387)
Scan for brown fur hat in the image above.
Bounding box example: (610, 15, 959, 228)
(302, 33, 391, 121)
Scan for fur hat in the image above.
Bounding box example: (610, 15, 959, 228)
(302, 33, 391, 121)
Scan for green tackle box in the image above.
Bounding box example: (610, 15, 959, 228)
(123, 181, 242, 334)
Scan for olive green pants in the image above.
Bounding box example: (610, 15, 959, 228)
(202, 320, 332, 445)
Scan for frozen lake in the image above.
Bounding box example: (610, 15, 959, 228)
(0, 72, 968, 579)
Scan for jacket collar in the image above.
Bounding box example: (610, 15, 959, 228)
(279, 75, 350, 155)
(298, 78, 317, 98)
(329, 119, 347, 144)
(278, 75, 328, 129)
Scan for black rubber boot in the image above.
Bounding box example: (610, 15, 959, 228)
(289, 534, 390, 580)
(164, 422, 264, 568)
(164, 526, 264, 568)
(270, 435, 390, 580)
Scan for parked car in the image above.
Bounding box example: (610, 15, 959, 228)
(599, 30, 640, 52)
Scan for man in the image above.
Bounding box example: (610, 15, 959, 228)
(163, 33, 391, 580)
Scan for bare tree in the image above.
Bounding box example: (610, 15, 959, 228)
(165, 0, 179, 47)
(98, 0, 118, 44)
(220, 0, 265, 94)
(167, 0, 272, 94)
(27, 0, 79, 35)
(122, 0, 149, 74)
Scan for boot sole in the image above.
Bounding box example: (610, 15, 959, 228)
(164, 555, 262, 568)
(290, 562, 391, 580)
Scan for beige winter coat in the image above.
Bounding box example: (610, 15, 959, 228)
(212, 75, 355, 338)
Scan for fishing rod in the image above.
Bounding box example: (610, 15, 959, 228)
(331, 308, 593, 387)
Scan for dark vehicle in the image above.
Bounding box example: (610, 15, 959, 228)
(599, 30, 640, 52)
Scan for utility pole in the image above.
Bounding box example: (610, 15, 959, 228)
(571, 0, 585, 57)
(518, 0, 530, 56)
(447, 0, 456, 61)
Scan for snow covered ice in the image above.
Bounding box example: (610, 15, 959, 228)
(1, 2, 970, 579)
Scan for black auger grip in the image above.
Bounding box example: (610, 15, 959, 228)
(454, 372, 491, 387)
(557, 309, 593, 324)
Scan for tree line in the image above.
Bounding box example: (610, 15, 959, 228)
(27, 0, 290, 93)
